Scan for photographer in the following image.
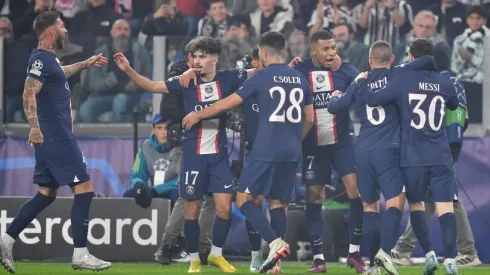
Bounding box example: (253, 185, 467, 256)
(123, 114, 179, 208)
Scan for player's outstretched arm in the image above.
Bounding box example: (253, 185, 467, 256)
(62, 53, 108, 79)
(113, 53, 169, 93)
(447, 83, 460, 111)
(182, 93, 244, 130)
(328, 82, 356, 114)
(23, 76, 44, 145)
(301, 104, 314, 140)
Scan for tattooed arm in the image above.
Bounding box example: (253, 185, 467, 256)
(23, 76, 43, 129)
(62, 61, 88, 79)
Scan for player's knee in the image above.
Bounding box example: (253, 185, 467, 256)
(71, 180, 94, 194)
(37, 186, 58, 198)
(435, 202, 454, 217)
(306, 185, 324, 204)
(215, 203, 231, 220)
(409, 201, 425, 212)
(385, 193, 405, 211)
(184, 200, 201, 219)
(235, 192, 252, 209)
(268, 199, 287, 210)
(253, 196, 264, 208)
(363, 201, 379, 213)
(342, 174, 359, 199)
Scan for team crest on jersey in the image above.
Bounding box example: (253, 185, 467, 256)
(310, 71, 333, 93)
(316, 74, 325, 83)
(198, 81, 222, 102)
(186, 185, 195, 194)
(29, 60, 43, 76)
(305, 170, 315, 180)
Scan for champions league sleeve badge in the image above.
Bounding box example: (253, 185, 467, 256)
(29, 60, 43, 76)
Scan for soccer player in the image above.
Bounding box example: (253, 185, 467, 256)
(0, 11, 110, 273)
(294, 30, 365, 273)
(182, 31, 314, 273)
(328, 40, 432, 275)
(113, 36, 254, 273)
(360, 38, 460, 275)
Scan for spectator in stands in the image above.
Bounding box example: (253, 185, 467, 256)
(198, 0, 231, 40)
(54, 0, 89, 28)
(250, 0, 294, 35)
(0, 0, 29, 22)
(218, 14, 255, 69)
(307, 0, 355, 38)
(13, 0, 61, 41)
(140, 0, 195, 37)
(332, 23, 369, 72)
(395, 10, 448, 65)
(227, 0, 258, 16)
(451, 5, 489, 123)
(79, 19, 152, 122)
(286, 29, 308, 61)
(1, 17, 29, 123)
(429, 0, 468, 47)
(355, 0, 413, 47)
(70, 0, 122, 37)
(123, 113, 179, 208)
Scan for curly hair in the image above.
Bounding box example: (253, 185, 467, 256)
(193, 36, 222, 55)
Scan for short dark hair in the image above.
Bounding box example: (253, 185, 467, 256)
(310, 30, 334, 44)
(193, 36, 222, 55)
(207, 0, 227, 9)
(467, 5, 489, 19)
(370, 40, 392, 63)
(258, 31, 285, 56)
(252, 48, 259, 60)
(33, 11, 59, 38)
(333, 23, 355, 35)
(409, 38, 434, 59)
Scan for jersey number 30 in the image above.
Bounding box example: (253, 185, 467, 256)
(269, 86, 304, 123)
(409, 93, 446, 131)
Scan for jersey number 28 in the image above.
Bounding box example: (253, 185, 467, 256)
(409, 93, 446, 131)
(269, 86, 304, 123)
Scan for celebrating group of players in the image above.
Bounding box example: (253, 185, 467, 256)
(0, 10, 463, 275)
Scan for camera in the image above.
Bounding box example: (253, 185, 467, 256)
(230, 160, 243, 194)
(236, 55, 253, 70)
(167, 121, 184, 149)
(226, 110, 244, 133)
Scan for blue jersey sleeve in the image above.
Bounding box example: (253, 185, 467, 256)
(235, 75, 259, 100)
(165, 75, 183, 96)
(446, 81, 459, 111)
(359, 78, 399, 107)
(303, 79, 313, 106)
(226, 68, 248, 91)
(27, 54, 53, 84)
(328, 81, 356, 114)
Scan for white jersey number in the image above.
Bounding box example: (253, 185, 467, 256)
(366, 106, 386, 125)
(269, 87, 304, 123)
(409, 93, 445, 131)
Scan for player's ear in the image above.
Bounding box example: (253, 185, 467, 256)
(390, 54, 395, 64)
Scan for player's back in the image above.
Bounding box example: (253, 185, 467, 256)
(394, 63, 458, 167)
(27, 49, 74, 142)
(248, 64, 312, 162)
(355, 68, 400, 153)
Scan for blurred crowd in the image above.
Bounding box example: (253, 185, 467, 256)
(1, 0, 489, 123)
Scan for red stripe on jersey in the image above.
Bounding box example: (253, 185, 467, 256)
(197, 84, 202, 103)
(216, 81, 223, 99)
(197, 123, 202, 154)
(327, 71, 338, 143)
(308, 72, 319, 146)
(215, 122, 221, 153)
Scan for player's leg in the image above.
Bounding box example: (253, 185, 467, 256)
(302, 149, 329, 272)
(332, 144, 365, 272)
(0, 185, 57, 273)
(404, 167, 438, 275)
(248, 195, 265, 272)
(429, 165, 458, 274)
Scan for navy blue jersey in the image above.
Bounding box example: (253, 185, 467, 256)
(441, 70, 467, 144)
(360, 57, 459, 167)
(294, 59, 358, 149)
(27, 49, 74, 142)
(242, 97, 259, 148)
(166, 69, 247, 155)
(328, 57, 434, 153)
(236, 63, 313, 162)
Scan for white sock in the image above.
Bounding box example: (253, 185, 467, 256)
(425, 251, 436, 259)
(349, 244, 360, 253)
(268, 238, 281, 249)
(2, 234, 15, 250)
(210, 245, 222, 257)
(313, 254, 324, 260)
(73, 247, 89, 260)
(189, 252, 200, 262)
(251, 250, 262, 258)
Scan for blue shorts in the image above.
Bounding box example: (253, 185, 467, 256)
(403, 165, 455, 203)
(179, 152, 233, 200)
(302, 143, 356, 185)
(356, 149, 404, 204)
(238, 159, 297, 203)
(33, 141, 90, 187)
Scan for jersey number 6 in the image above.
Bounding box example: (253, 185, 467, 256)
(269, 86, 304, 123)
(409, 93, 446, 131)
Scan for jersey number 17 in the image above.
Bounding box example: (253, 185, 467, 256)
(269, 86, 304, 123)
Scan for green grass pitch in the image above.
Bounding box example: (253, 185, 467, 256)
(7, 262, 490, 275)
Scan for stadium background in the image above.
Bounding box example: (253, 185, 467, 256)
(0, 0, 490, 266)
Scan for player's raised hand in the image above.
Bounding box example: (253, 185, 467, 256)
(182, 112, 201, 130)
(113, 53, 131, 72)
(179, 68, 199, 88)
(28, 128, 44, 146)
(332, 90, 343, 97)
(332, 55, 342, 71)
(355, 72, 368, 83)
(288, 57, 302, 68)
(86, 53, 108, 68)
